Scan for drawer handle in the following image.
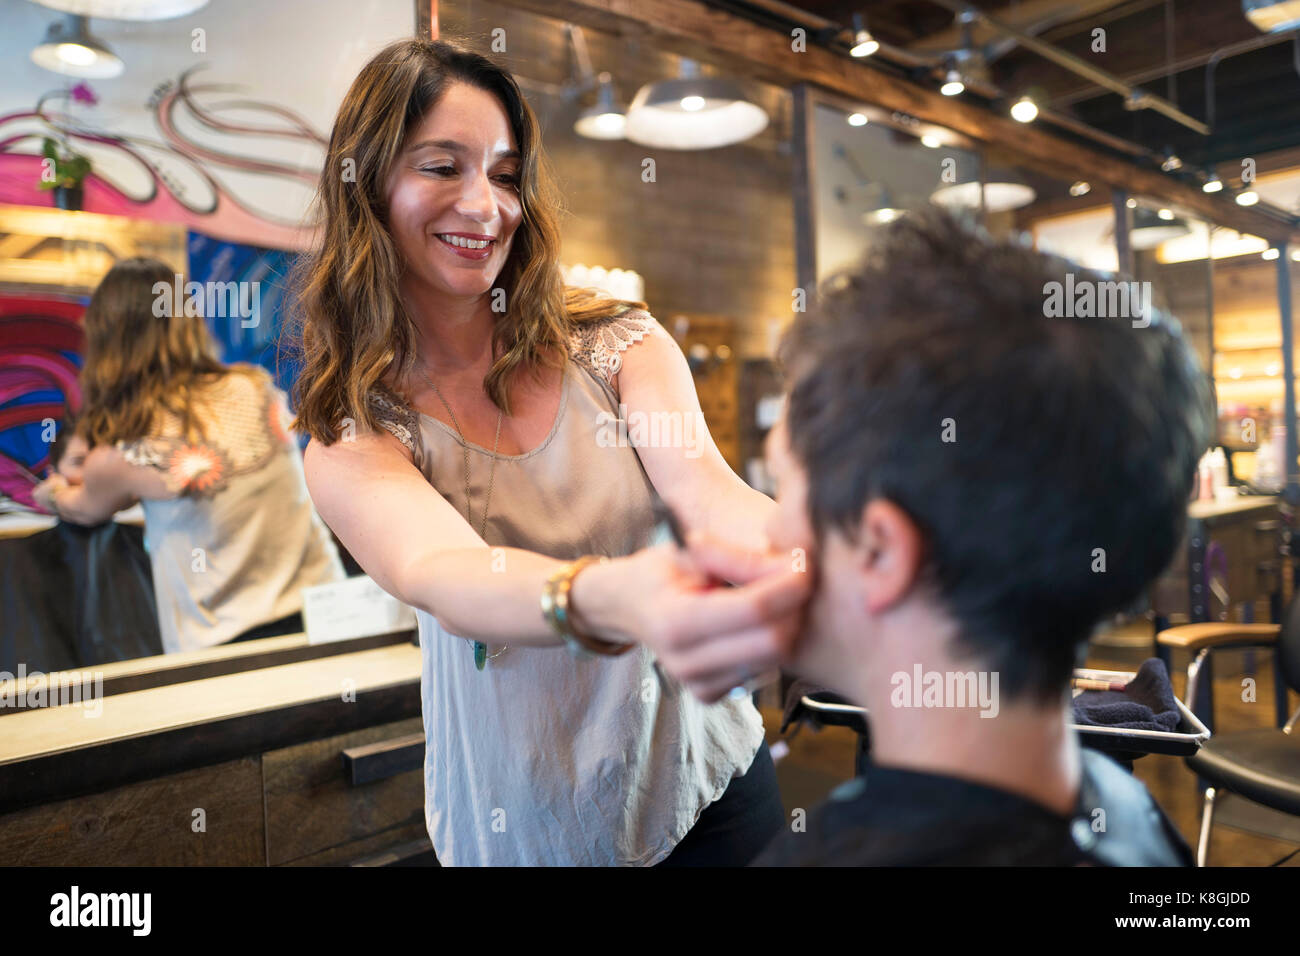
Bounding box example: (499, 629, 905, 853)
(341, 732, 424, 786)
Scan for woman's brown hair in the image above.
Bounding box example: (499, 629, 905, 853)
(287, 37, 645, 446)
(77, 257, 258, 446)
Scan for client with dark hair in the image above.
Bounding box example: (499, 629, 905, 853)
(753, 209, 1210, 866)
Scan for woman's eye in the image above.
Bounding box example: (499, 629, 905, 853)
(419, 166, 518, 187)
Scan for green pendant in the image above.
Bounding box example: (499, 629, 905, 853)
(473, 640, 487, 671)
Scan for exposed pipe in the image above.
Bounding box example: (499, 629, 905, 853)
(1164, 0, 1176, 105)
(926, 0, 1209, 134)
(1054, 27, 1299, 107)
(736, 0, 1160, 161)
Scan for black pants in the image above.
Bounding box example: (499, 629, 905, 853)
(224, 610, 304, 644)
(656, 739, 785, 867)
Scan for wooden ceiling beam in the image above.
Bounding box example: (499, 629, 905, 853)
(499, 0, 1298, 243)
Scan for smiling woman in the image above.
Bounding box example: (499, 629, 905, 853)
(289, 38, 807, 867)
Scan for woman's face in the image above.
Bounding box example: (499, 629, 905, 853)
(56, 433, 89, 484)
(385, 82, 523, 304)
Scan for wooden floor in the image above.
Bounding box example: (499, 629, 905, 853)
(758, 618, 1300, 867)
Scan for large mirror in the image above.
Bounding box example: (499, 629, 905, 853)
(0, 0, 423, 681)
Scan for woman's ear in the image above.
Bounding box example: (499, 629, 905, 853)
(856, 499, 925, 614)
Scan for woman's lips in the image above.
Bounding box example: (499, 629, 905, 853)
(435, 233, 495, 260)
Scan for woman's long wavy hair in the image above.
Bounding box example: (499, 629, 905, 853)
(77, 257, 255, 446)
(287, 37, 645, 445)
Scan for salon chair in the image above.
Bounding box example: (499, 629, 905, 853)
(1156, 600, 1300, 866)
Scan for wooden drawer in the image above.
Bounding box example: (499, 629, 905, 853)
(262, 717, 425, 865)
(0, 756, 265, 865)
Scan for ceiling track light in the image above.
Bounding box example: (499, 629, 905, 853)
(849, 13, 879, 57)
(1202, 173, 1223, 193)
(940, 64, 965, 96)
(1010, 95, 1038, 123)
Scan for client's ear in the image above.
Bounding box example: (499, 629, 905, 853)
(855, 499, 925, 614)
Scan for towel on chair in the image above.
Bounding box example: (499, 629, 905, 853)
(1071, 657, 1181, 733)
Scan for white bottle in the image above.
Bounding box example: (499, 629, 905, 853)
(1197, 450, 1214, 501)
(1211, 448, 1234, 500)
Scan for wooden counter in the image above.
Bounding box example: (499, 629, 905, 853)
(0, 642, 428, 865)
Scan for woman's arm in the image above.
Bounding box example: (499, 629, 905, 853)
(612, 321, 776, 555)
(304, 426, 809, 699)
(304, 427, 585, 646)
(33, 445, 168, 526)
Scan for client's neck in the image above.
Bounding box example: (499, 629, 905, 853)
(844, 615, 1081, 817)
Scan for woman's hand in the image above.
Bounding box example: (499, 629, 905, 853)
(32, 474, 69, 514)
(572, 533, 813, 702)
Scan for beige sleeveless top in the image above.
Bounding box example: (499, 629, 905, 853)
(117, 367, 346, 653)
(368, 308, 765, 866)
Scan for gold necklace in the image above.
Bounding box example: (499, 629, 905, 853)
(419, 362, 507, 670)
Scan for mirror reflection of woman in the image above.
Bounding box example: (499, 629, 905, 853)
(32, 258, 347, 652)
(296, 39, 809, 867)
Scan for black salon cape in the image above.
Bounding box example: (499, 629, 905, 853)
(752, 748, 1193, 866)
(0, 518, 161, 673)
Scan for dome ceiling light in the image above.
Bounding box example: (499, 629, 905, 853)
(31, 14, 123, 78)
(625, 58, 768, 150)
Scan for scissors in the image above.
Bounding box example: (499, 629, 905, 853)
(646, 491, 780, 699)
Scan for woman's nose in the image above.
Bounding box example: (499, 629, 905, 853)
(454, 169, 497, 221)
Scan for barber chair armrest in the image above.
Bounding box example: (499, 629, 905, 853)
(1156, 622, 1279, 651)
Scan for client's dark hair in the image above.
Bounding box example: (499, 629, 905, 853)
(779, 208, 1213, 704)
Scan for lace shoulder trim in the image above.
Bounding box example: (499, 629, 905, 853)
(568, 307, 660, 387)
(114, 370, 286, 498)
(116, 435, 235, 498)
(367, 385, 422, 459)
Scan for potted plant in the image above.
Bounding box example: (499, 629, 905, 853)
(39, 137, 92, 211)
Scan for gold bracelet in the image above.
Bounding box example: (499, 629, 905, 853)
(45, 481, 67, 519)
(541, 555, 632, 657)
